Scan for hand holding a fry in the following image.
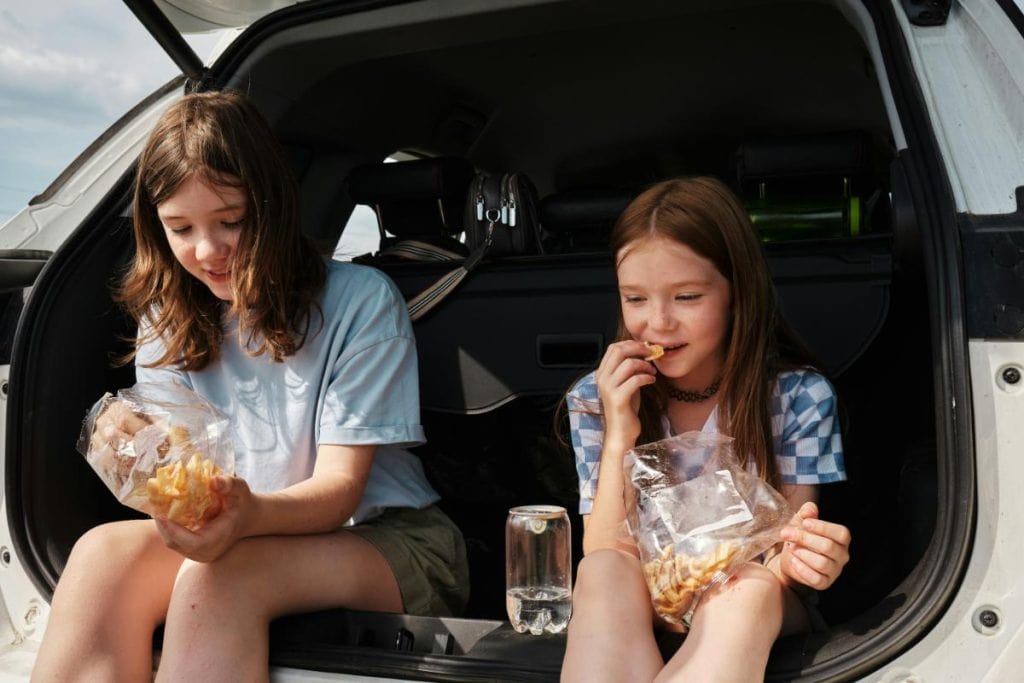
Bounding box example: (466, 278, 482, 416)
(154, 474, 253, 563)
(595, 340, 658, 445)
(775, 501, 851, 590)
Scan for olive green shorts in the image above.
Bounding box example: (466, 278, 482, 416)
(348, 504, 469, 617)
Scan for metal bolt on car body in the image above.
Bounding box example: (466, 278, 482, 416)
(0, 547, 9, 566)
(972, 605, 1002, 635)
(0, 379, 7, 397)
(997, 365, 1023, 394)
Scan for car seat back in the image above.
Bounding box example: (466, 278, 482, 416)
(539, 188, 634, 254)
(346, 156, 474, 262)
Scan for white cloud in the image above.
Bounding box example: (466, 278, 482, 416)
(0, 5, 178, 123)
(0, 1, 192, 222)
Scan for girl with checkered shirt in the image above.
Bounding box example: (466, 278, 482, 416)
(561, 177, 850, 683)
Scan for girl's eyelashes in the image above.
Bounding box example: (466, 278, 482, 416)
(163, 218, 245, 233)
(621, 294, 702, 304)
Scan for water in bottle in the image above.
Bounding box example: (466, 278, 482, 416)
(506, 505, 572, 635)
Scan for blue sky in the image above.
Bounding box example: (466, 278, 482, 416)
(0, 0, 380, 255)
(0, 1, 221, 224)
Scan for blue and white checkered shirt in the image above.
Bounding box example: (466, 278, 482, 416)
(567, 368, 846, 514)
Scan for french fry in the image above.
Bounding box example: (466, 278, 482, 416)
(643, 341, 665, 361)
(146, 452, 222, 530)
(643, 540, 741, 621)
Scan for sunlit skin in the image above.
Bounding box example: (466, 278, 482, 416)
(156, 174, 245, 302)
(616, 235, 731, 394)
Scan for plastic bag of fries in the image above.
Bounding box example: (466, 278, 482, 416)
(623, 431, 792, 624)
(77, 382, 235, 531)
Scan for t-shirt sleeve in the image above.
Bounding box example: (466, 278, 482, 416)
(318, 273, 425, 448)
(133, 317, 193, 389)
(567, 372, 604, 515)
(774, 370, 847, 485)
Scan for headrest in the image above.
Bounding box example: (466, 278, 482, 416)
(735, 132, 871, 197)
(537, 188, 635, 254)
(346, 157, 474, 239)
(540, 189, 634, 234)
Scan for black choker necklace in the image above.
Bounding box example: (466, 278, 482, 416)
(666, 379, 721, 403)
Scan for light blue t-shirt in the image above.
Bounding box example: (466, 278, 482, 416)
(135, 260, 438, 524)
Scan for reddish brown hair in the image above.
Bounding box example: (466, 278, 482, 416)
(612, 176, 816, 486)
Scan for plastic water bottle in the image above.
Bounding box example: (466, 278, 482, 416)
(505, 505, 572, 635)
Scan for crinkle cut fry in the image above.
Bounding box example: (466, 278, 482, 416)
(644, 540, 741, 620)
(146, 452, 222, 530)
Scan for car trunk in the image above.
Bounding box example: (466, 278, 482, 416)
(5, 0, 969, 680)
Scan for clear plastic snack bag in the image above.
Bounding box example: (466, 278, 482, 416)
(77, 382, 235, 531)
(623, 431, 792, 624)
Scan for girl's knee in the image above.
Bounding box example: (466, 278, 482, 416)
(697, 563, 785, 628)
(571, 550, 650, 618)
(170, 544, 266, 618)
(574, 550, 640, 594)
(66, 521, 154, 571)
(174, 558, 232, 600)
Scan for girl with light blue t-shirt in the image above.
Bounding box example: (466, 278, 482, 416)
(561, 177, 852, 683)
(33, 91, 467, 682)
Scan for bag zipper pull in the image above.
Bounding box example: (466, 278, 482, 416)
(475, 175, 486, 221)
(500, 174, 510, 225)
(508, 175, 518, 227)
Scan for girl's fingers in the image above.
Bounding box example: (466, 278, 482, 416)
(782, 517, 851, 549)
(597, 354, 657, 402)
(154, 517, 192, 551)
(789, 546, 837, 576)
(104, 401, 150, 434)
(607, 357, 657, 385)
(789, 531, 845, 562)
(797, 501, 818, 520)
(781, 526, 850, 565)
(621, 373, 657, 394)
(210, 474, 232, 495)
(597, 340, 655, 376)
(801, 517, 852, 547)
(788, 553, 831, 590)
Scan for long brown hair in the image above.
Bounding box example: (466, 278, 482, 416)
(120, 90, 325, 370)
(612, 177, 817, 487)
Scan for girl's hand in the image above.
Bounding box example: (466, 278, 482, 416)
(594, 340, 658, 444)
(89, 400, 150, 453)
(777, 501, 851, 591)
(154, 475, 254, 563)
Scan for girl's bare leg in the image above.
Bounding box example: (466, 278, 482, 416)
(155, 530, 402, 682)
(657, 563, 805, 683)
(32, 521, 183, 683)
(561, 549, 664, 683)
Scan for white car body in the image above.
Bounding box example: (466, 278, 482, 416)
(1, 1, 1022, 680)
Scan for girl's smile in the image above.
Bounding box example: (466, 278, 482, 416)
(157, 174, 247, 301)
(616, 235, 731, 390)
